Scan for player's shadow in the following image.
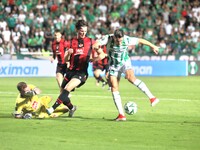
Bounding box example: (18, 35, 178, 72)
(45, 116, 200, 125)
(117, 119, 200, 124)
(48, 115, 104, 122)
(97, 117, 200, 124)
(2, 114, 200, 125)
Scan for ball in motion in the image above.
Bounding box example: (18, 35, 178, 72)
(124, 101, 137, 115)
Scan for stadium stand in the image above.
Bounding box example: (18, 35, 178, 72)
(0, 0, 199, 60)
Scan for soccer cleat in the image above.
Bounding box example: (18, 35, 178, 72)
(115, 114, 126, 121)
(150, 97, 159, 107)
(68, 105, 77, 117)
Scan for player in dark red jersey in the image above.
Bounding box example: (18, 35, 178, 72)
(50, 29, 68, 90)
(92, 45, 110, 89)
(47, 20, 103, 117)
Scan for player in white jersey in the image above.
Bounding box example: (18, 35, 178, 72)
(93, 29, 160, 121)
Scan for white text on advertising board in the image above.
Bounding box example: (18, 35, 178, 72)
(0, 64, 39, 75)
(133, 66, 152, 75)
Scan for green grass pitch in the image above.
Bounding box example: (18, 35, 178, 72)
(0, 77, 200, 150)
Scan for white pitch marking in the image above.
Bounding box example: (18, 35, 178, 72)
(0, 91, 196, 102)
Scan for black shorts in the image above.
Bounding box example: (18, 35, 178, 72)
(56, 63, 67, 76)
(61, 70, 88, 89)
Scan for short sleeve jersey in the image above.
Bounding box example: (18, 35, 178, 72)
(98, 34, 139, 67)
(65, 37, 94, 72)
(52, 39, 66, 65)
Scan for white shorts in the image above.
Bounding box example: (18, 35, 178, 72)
(109, 59, 132, 77)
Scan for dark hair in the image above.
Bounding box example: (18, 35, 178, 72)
(17, 82, 27, 92)
(114, 29, 124, 38)
(75, 19, 88, 30)
(54, 29, 64, 35)
(54, 29, 61, 33)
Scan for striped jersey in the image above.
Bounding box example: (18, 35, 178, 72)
(98, 34, 138, 67)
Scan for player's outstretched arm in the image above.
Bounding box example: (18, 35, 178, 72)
(50, 52, 56, 63)
(138, 38, 159, 54)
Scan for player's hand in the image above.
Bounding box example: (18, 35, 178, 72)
(33, 88, 41, 95)
(152, 46, 160, 55)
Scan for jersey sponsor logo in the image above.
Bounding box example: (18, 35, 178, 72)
(32, 101, 38, 110)
(75, 48, 84, 55)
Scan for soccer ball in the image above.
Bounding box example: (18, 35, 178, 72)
(124, 101, 137, 115)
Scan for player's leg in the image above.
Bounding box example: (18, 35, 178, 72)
(38, 105, 51, 118)
(93, 69, 100, 86)
(109, 70, 126, 121)
(47, 74, 79, 117)
(66, 72, 90, 117)
(105, 65, 112, 90)
(35, 96, 52, 118)
(125, 69, 159, 106)
(56, 72, 64, 89)
(55, 64, 67, 91)
(94, 69, 107, 87)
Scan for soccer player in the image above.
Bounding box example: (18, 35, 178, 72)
(93, 29, 160, 121)
(50, 29, 69, 90)
(13, 82, 68, 119)
(92, 45, 110, 89)
(46, 19, 97, 117)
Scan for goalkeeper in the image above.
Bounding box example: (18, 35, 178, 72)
(13, 82, 68, 119)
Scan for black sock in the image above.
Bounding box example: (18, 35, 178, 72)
(52, 99, 63, 110)
(52, 90, 70, 110)
(97, 76, 105, 83)
(59, 90, 73, 109)
(63, 101, 73, 110)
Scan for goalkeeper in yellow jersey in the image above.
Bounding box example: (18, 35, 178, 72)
(13, 82, 68, 119)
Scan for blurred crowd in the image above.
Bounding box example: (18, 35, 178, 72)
(0, 0, 200, 58)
